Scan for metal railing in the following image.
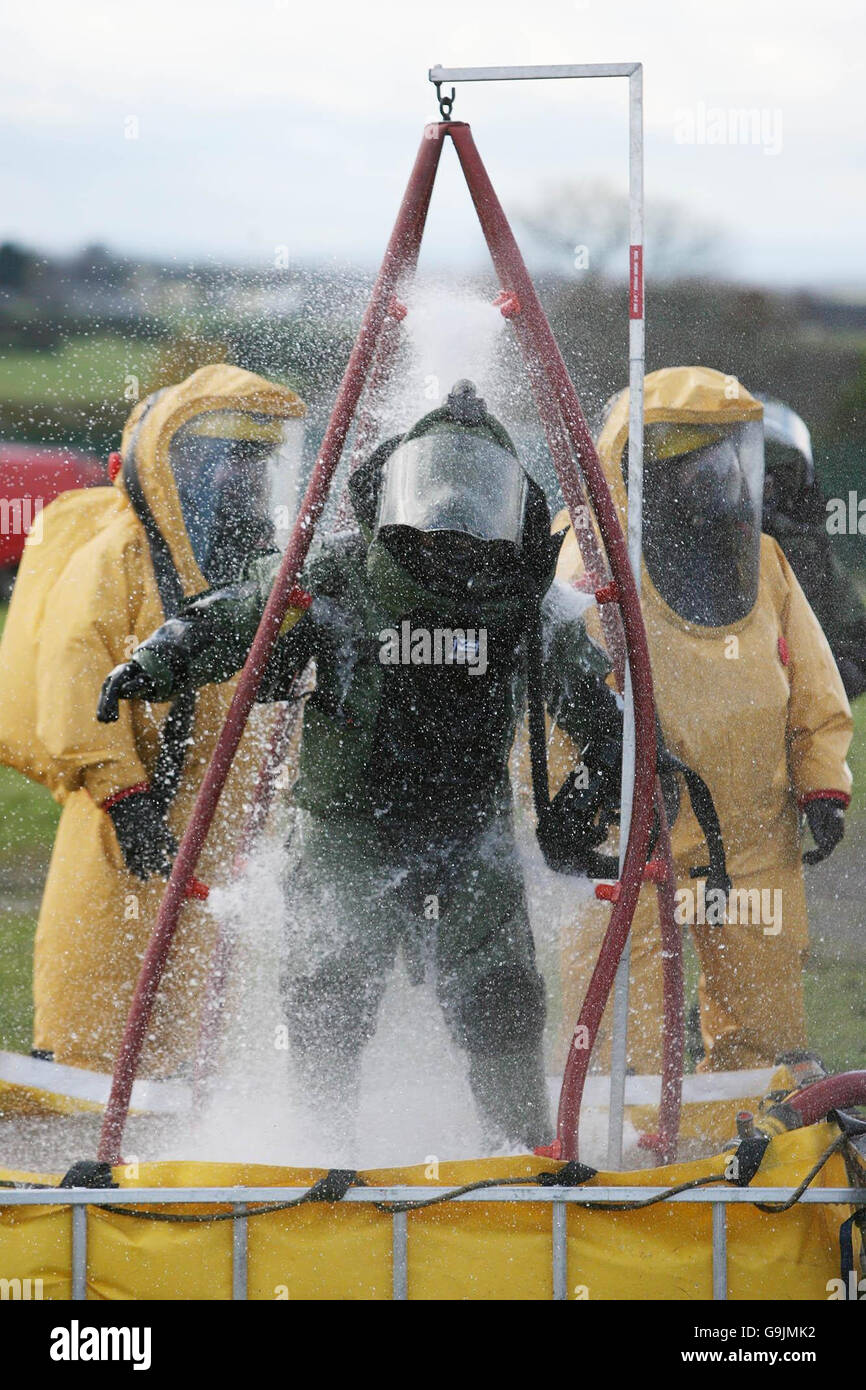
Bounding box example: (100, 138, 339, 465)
(3, 1183, 864, 1301)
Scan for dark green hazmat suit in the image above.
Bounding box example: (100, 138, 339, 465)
(101, 384, 619, 1149)
(758, 399, 866, 699)
(764, 479, 866, 699)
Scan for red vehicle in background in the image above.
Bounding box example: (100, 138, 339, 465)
(0, 441, 106, 594)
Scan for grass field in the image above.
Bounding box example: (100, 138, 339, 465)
(0, 764, 59, 1053)
(0, 335, 164, 408)
(0, 764, 60, 850)
(0, 914, 38, 1053)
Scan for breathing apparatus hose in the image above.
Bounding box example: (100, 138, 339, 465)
(664, 753, 731, 896)
(783, 1072, 866, 1129)
(730, 1072, 866, 1194)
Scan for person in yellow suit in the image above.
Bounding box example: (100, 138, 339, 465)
(4, 365, 305, 1076)
(550, 366, 852, 1073)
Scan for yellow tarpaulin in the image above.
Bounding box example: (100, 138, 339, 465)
(0, 1124, 855, 1300)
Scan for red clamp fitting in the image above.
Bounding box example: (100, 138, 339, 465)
(533, 1138, 563, 1160)
(287, 585, 313, 612)
(595, 581, 621, 605)
(575, 573, 599, 594)
(595, 881, 622, 903)
(643, 858, 668, 884)
(493, 290, 521, 319)
(637, 1132, 665, 1155)
(386, 295, 408, 321)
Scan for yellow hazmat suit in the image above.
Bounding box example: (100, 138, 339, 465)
(551, 366, 852, 1072)
(5, 365, 305, 1075)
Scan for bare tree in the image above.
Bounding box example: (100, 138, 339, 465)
(518, 179, 727, 282)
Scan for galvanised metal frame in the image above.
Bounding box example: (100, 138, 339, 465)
(2, 1182, 863, 1302)
(430, 63, 646, 1169)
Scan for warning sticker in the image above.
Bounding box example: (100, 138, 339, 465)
(629, 244, 644, 319)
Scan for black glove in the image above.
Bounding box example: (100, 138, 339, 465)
(97, 661, 160, 723)
(535, 734, 622, 878)
(836, 655, 866, 701)
(803, 797, 846, 864)
(106, 790, 177, 880)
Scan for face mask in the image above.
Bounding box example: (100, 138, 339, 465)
(381, 527, 524, 601)
(376, 430, 529, 546)
(641, 421, 764, 625)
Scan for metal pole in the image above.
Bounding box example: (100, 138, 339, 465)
(712, 1202, 728, 1301)
(4, 1182, 865, 1205)
(71, 1204, 87, 1301)
(429, 63, 640, 83)
(552, 1201, 568, 1300)
(607, 64, 645, 1170)
(654, 793, 684, 1162)
(232, 1202, 248, 1301)
(391, 1211, 409, 1300)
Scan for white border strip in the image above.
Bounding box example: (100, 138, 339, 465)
(0, 1050, 191, 1115)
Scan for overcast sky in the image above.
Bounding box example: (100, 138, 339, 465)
(1, 0, 864, 291)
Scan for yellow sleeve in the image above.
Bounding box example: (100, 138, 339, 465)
(777, 539, 853, 801)
(35, 525, 153, 805)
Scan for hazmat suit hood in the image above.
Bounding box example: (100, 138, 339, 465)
(757, 396, 814, 484)
(594, 366, 765, 626)
(118, 364, 306, 606)
(757, 395, 816, 523)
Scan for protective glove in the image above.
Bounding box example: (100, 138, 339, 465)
(97, 661, 160, 723)
(105, 789, 178, 880)
(836, 655, 866, 702)
(803, 797, 846, 864)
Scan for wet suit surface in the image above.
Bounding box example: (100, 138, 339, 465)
(135, 532, 615, 1145)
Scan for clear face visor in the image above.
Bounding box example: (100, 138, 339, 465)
(642, 419, 765, 625)
(670, 421, 764, 532)
(170, 412, 305, 581)
(376, 429, 529, 546)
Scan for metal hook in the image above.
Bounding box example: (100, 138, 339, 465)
(434, 81, 455, 121)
